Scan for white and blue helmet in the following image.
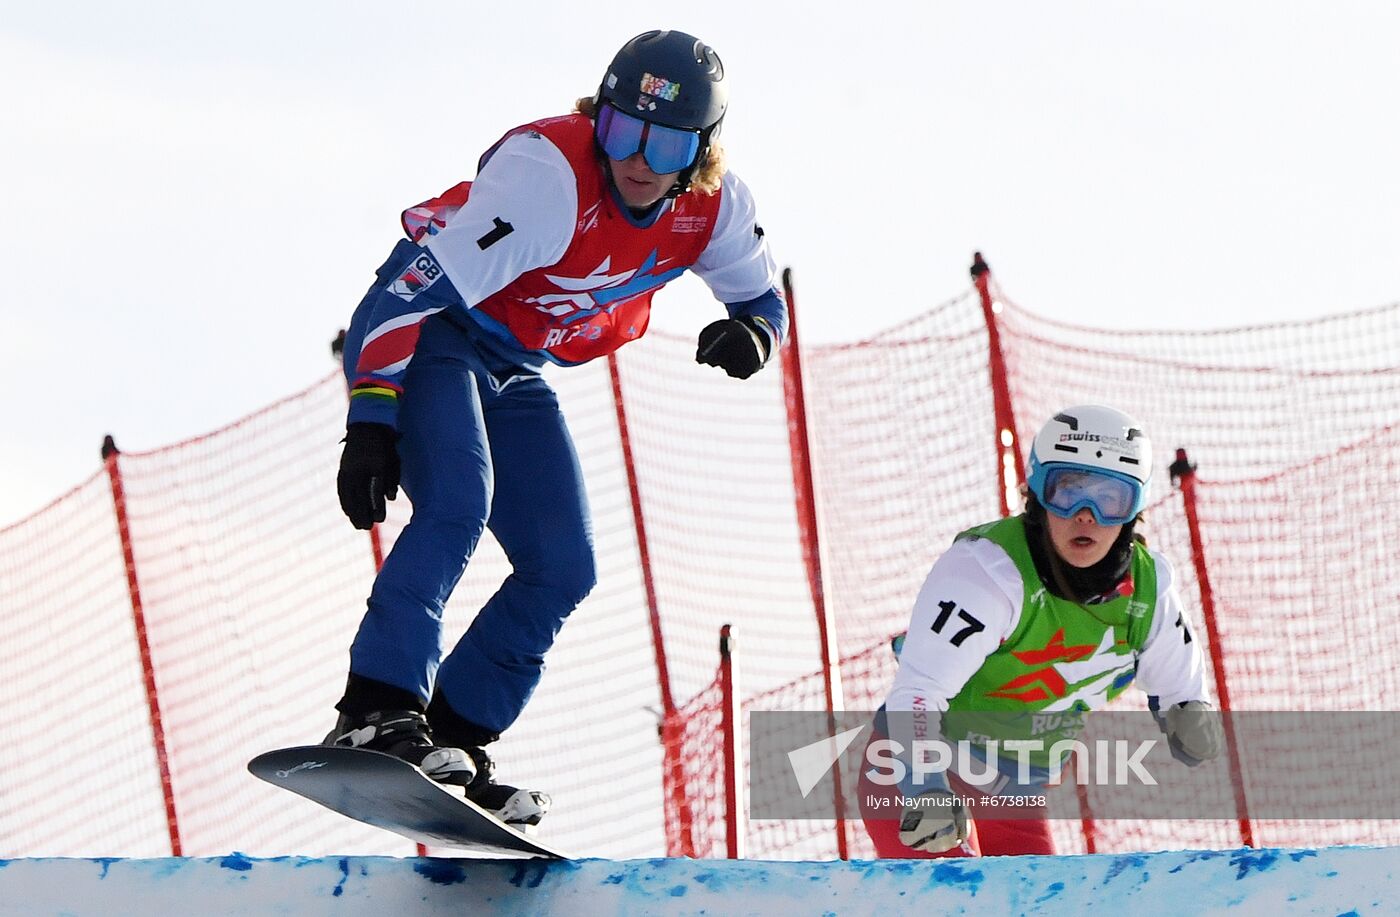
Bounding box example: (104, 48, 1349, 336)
(1026, 405, 1152, 526)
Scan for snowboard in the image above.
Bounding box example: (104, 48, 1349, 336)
(248, 745, 570, 858)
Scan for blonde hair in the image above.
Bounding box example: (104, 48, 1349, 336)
(573, 96, 726, 195)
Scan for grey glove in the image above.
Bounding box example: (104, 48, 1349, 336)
(1165, 700, 1223, 766)
(897, 789, 969, 853)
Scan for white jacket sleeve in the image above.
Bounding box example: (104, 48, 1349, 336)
(422, 131, 576, 309)
(885, 538, 1023, 718)
(1134, 549, 1212, 708)
(881, 538, 1022, 795)
(691, 171, 779, 303)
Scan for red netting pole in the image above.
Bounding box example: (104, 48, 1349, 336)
(779, 267, 849, 860)
(977, 255, 1100, 852)
(368, 526, 386, 571)
(1171, 448, 1254, 848)
(719, 624, 745, 859)
(1074, 756, 1098, 854)
(101, 435, 182, 857)
(971, 253, 1025, 517)
(608, 353, 697, 858)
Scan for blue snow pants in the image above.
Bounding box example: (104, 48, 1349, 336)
(339, 242, 597, 735)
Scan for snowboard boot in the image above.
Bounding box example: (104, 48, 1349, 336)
(323, 709, 477, 787)
(459, 745, 552, 829)
(424, 692, 550, 827)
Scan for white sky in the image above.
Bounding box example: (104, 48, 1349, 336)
(2, 1, 1398, 527)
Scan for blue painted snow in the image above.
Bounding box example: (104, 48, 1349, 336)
(1, 847, 1398, 915)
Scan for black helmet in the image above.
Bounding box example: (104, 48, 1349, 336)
(597, 30, 728, 136)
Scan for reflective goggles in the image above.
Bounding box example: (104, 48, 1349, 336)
(595, 103, 702, 175)
(1039, 465, 1144, 526)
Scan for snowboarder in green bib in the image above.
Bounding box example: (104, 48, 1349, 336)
(859, 405, 1224, 857)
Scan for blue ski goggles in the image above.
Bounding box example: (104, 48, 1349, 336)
(1034, 465, 1145, 526)
(595, 103, 703, 175)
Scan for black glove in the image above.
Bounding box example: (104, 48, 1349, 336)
(696, 317, 769, 379)
(337, 422, 400, 530)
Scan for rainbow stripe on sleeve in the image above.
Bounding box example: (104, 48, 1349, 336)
(350, 381, 401, 405)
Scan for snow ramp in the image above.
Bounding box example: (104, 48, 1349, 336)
(1, 847, 1395, 915)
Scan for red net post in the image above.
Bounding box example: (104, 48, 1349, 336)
(719, 624, 745, 859)
(982, 255, 1107, 851)
(1074, 763, 1097, 854)
(661, 677, 727, 858)
(367, 524, 386, 571)
(1, 477, 174, 855)
(779, 268, 849, 859)
(101, 436, 182, 857)
(1171, 448, 1254, 849)
(972, 253, 1026, 517)
(1181, 422, 1400, 848)
(609, 351, 696, 857)
(109, 376, 411, 857)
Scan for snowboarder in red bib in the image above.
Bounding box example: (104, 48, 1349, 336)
(860, 405, 1224, 856)
(328, 30, 786, 827)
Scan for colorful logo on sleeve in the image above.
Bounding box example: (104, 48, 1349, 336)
(390, 252, 444, 302)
